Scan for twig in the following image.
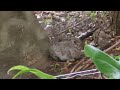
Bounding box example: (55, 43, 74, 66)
(71, 59, 92, 73)
(74, 61, 93, 72)
(70, 58, 85, 73)
(104, 39, 120, 53)
(74, 65, 85, 72)
(55, 69, 100, 79)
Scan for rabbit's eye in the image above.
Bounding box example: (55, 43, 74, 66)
(74, 41, 77, 44)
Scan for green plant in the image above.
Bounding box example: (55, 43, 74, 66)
(84, 44, 120, 79)
(8, 65, 56, 79)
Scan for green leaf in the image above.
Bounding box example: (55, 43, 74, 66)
(94, 59, 120, 79)
(84, 44, 120, 79)
(84, 45, 120, 70)
(8, 65, 56, 79)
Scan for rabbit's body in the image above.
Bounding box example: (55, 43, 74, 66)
(49, 38, 84, 61)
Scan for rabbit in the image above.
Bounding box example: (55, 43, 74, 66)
(49, 37, 84, 61)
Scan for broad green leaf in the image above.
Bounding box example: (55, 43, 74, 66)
(94, 59, 120, 79)
(84, 45, 120, 70)
(8, 65, 56, 79)
(84, 44, 120, 79)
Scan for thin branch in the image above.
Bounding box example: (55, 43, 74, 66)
(70, 59, 85, 73)
(104, 39, 120, 53)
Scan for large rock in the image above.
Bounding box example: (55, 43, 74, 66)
(0, 11, 50, 79)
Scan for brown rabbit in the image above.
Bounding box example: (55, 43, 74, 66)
(49, 37, 84, 61)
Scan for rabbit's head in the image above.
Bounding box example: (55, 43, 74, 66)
(71, 38, 83, 50)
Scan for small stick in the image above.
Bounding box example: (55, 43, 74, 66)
(74, 65, 85, 72)
(104, 39, 120, 53)
(55, 69, 100, 79)
(70, 59, 85, 73)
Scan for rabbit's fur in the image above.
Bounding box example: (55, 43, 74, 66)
(49, 37, 84, 61)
